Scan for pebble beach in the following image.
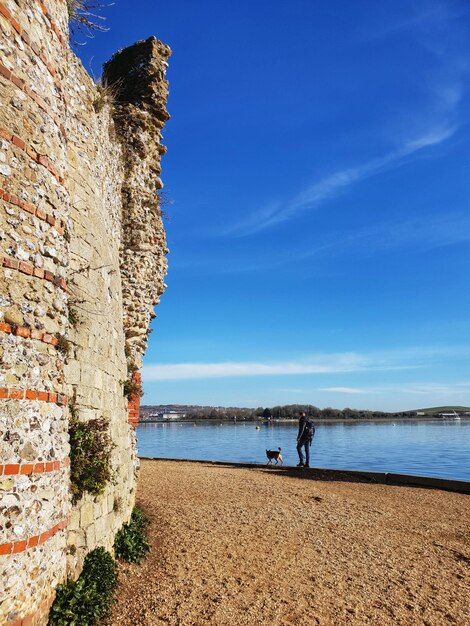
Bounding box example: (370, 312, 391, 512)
(103, 459, 470, 626)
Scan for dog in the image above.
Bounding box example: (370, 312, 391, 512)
(266, 447, 283, 465)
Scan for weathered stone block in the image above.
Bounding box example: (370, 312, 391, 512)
(68, 509, 80, 532)
(80, 502, 94, 529)
(63, 360, 80, 385)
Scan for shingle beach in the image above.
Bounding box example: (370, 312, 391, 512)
(104, 459, 469, 626)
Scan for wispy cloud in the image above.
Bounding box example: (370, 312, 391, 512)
(179, 209, 470, 275)
(223, 1, 467, 238)
(225, 124, 457, 237)
(142, 345, 467, 381)
(320, 381, 470, 396)
(143, 353, 369, 381)
(295, 211, 470, 261)
(357, 1, 465, 43)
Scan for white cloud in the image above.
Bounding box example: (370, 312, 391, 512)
(142, 346, 459, 381)
(143, 353, 368, 380)
(143, 345, 470, 383)
(400, 125, 457, 153)
(320, 387, 370, 394)
(321, 381, 470, 397)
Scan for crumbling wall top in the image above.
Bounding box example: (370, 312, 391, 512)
(103, 36, 171, 122)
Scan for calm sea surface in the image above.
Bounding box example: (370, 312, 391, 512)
(137, 419, 470, 481)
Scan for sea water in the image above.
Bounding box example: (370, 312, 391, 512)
(137, 419, 470, 481)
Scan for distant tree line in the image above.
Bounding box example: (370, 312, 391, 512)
(184, 407, 256, 420)
(183, 404, 416, 421)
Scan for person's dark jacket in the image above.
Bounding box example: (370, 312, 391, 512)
(297, 415, 314, 441)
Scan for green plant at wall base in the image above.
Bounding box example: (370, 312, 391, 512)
(114, 506, 151, 563)
(48, 547, 118, 626)
(69, 417, 113, 502)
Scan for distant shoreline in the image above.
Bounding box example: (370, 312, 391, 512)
(138, 416, 470, 425)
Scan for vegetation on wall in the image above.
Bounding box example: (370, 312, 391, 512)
(92, 80, 119, 113)
(66, 1, 110, 35)
(114, 506, 151, 563)
(156, 189, 174, 221)
(67, 306, 80, 327)
(67, 0, 112, 49)
(55, 333, 71, 357)
(122, 376, 144, 399)
(92, 84, 108, 113)
(48, 547, 118, 626)
(69, 417, 113, 502)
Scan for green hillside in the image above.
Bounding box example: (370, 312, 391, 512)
(416, 406, 470, 415)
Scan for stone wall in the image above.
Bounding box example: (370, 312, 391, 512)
(0, 1, 170, 623)
(103, 37, 170, 373)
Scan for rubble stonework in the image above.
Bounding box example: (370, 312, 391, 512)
(0, 1, 170, 624)
(103, 37, 171, 372)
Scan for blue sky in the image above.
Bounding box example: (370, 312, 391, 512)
(78, 0, 470, 411)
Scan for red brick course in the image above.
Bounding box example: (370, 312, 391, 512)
(37, 1, 66, 47)
(0, 63, 66, 135)
(0, 518, 69, 558)
(2, 255, 67, 291)
(0, 1, 66, 97)
(0, 187, 66, 235)
(0, 387, 68, 405)
(1, 4, 69, 626)
(0, 126, 67, 186)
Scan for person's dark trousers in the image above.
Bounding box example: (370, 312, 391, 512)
(297, 436, 311, 466)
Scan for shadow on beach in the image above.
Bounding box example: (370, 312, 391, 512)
(248, 465, 383, 485)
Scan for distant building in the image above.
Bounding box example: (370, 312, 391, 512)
(437, 411, 460, 418)
(142, 411, 186, 420)
(163, 412, 186, 420)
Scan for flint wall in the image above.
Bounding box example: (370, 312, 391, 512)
(0, 1, 170, 623)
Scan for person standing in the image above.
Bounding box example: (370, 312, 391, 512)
(297, 411, 315, 467)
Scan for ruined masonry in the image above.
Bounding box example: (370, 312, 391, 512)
(0, 1, 170, 623)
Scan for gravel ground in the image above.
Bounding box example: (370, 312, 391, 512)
(103, 460, 470, 626)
